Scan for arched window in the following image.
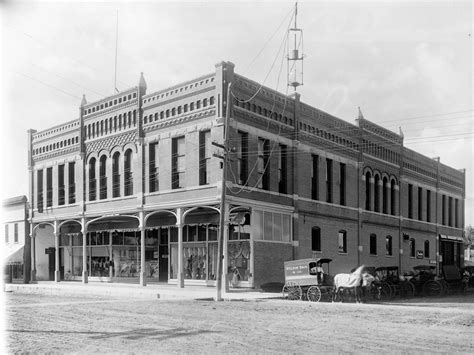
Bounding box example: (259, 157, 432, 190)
(88, 158, 96, 201)
(365, 171, 371, 210)
(338, 230, 347, 253)
(386, 235, 393, 256)
(424, 240, 430, 258)
(124, 149, 133, 196)
(210, 96, 215, 105)
(99, 155, 107, 199)
(390, 179, 396, 215)
(311, 227, 321, 252)
(100, 121, 104, 136)
(370, 234, 377, 255)
(112, 152, 120, 198)
(409, 238, 416, 257)
(382, 176, 388, 214)
(374, 174, 380, 212)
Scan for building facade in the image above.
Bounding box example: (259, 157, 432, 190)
(2, 195, 31, 283)
(27, 61, 466, 288)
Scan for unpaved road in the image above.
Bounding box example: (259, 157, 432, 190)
(3, 291, 474, 353)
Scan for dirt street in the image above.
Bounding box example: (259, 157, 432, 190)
(3, 291, 474, 353)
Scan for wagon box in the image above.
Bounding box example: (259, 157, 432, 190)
(282, 258, 333, 302)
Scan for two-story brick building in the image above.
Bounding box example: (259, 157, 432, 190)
(27, 61, 465, 288)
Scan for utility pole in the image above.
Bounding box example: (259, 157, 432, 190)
(214, 82, 232, 301)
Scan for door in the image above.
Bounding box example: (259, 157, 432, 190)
(159, 245, 169, 282)
(48, 248, 55, 281)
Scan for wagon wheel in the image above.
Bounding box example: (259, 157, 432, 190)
(400, 282, 415, 298)
(376, 282, 392, 301)
(440, 279, 450, 294)
(307, 286, 322, 302)
(282, 281, 302, 300)
(423, 280, 443, 297)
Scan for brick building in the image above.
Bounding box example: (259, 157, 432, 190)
(27, 61, 466, 288)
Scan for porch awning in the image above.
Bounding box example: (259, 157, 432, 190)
(2, 244, 24, 264)
(439, 234, 464, 243)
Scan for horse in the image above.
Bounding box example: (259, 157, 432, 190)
(333, 265, 374, 303)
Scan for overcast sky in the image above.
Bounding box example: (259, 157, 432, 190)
(1, 0, 472, 226)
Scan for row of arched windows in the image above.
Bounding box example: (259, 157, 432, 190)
(33, 136, 79, 155)
(365, 170, 397, 215)
(85, 111, 137, 140)
(88, 149, 133, 201)
(143, 96, 215, 124)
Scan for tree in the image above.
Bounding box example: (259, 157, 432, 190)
(464, 225, 474, 249)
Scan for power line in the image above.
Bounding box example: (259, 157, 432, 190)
(14, 71, 82, 100)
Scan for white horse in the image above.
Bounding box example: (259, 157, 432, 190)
(333, 265, 374, 303)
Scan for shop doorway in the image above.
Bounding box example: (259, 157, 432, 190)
(159, 238, 169, 282)
(47, 247, 55, 280)
(440, 240, 461, 268)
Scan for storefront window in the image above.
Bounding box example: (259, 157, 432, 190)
(228, 240, 250, 282)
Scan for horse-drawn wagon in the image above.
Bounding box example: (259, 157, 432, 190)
(282, 258, 333, 302)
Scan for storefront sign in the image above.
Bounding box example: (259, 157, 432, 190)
(429, 260, 437, 265)
(416, 250, 424, 259)
(439, 234, 464, 242)
(45, 248, 54, 254)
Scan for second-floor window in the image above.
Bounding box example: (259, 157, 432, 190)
(199, 130, 211, 185)
(426, 189, 431, 222)
(46, 167, 53, 207)
(124, 149, 133, 196)
(418, 187, 423, 221)
(37, 169, 43, 211)
(68, 162, 75, 204)
(89, 158, 96, 201)
(14, 223, 18, 243)
(5, 224, 9, 243)
(339, 163, 346, 206)
(58, 164, 65, 206)
(312, 155, 318, 200)
(408, 184, 413, 219)
(326, 159, 333, 203)
(237, 131, 248, 185)
(149, 142, 159, 192)
(172, 136, 185, 189)
(278, 144, 287, 194)
(113, 152, 120, 198)
(257, 138, 270, 190)
(99, 155, 107, 199)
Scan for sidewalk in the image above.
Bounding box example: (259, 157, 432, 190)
(4, 281, 281, 301)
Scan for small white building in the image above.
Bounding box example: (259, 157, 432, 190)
(2, 195, 30, 283)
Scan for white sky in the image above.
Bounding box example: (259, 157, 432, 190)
(0, 0, 472, 226)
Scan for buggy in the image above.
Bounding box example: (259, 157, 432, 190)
(374, 266, 415, 299)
